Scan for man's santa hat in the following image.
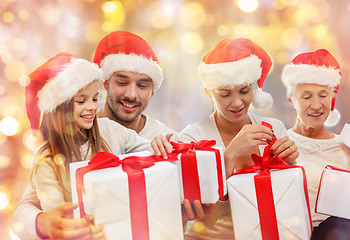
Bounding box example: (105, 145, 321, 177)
(282, 49, 341, 127)
(25, 52, 101, 130)
(93, 31, 163, 91)
(198, 37, 273, 110)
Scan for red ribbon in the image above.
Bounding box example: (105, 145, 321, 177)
(170, 140, 224, 202)
(75, 152, 165, 240)
(233, 122, 312, 239)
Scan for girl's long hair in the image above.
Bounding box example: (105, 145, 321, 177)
(31, 98, 111, 193)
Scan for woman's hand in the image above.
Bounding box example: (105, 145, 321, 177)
(181, 199, 216, 222)
(151, 133, 173, 159)
(224, 124, 274, 176)
(270, 136, 299, 164)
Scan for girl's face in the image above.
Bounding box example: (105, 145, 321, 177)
(289, 83, 333, 130)
(209, 84, 253, 123)
(73, 81, 99, 130)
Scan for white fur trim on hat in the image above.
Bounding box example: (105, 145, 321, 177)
(100, 53, 163, 91)
(37, 59, 101, 113)
(252, 88, 273, 110)
(198, 55, 262, 89)
(282, 64, 341, 88)
(324, 109, 341, 127)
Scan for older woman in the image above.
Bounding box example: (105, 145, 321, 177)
(177, 38, 298, 239)
(281, 49, 350, 239)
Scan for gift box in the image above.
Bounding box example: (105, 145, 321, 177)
(227, 125, 312, 240)
(170, 140, 227, 204)
(70, 151, 184, 240)
(315, 165, 350, 219)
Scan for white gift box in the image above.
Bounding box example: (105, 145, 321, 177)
(70, 151, 184, 240)
(227, 167, 312, 240)
(339, 124, 350, 148)
(316, 166, 350, 219)
(173, 145, 227, 204)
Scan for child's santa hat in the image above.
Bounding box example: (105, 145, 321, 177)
(93, 31, 163, 91)
(198, 37, 273, 110)
(282, 49, 341, 127)
(25, 52, 101, 130)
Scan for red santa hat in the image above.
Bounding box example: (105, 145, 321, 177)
(198, 37, 273, 110)
(25, 52, 101, 130)
(93, 31, 163, 91)
(282, 49, 341, 126)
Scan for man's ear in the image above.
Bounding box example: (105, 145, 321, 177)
(151, 90, 154, 97)
(103, 80, 108, 90)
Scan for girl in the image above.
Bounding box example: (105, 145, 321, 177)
(178, 38, 299, 239)
(25, 52, 159, 239)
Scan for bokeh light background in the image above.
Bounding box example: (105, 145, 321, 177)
(1, 0, 350, 238)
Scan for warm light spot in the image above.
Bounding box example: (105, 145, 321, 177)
(84, 21, 103, 44)
(237, 0, 258, 13)
(0, 192, 9, 210)
(10, 38, 27, 53)
(66, 123, 77, 136)
(5, 60, 26, 82)
(275, 51, 290, 65)
(150, 7, 173, 29)
(101, 21, 114, 32)
(19, 76, 29, 87)
(181, 33, 203, 54)
(280, 0, 300, 7)
(0, 156, 10, 168)
(192, 220, 205, 232)
(3, 12, 14, 23)
(102, 1, 125, 26)
(0, 117, 19, 136)
(35, 155, 46, 165)
(18, 10, 30, 21)
(179, 3, 205, 29)
(102, 1, 118, 13)
(10, 228, 22, 240)
(281, 28, 303, 49)
(21, 154, 33, 169)
(54, 154, 65, 165)
(218, 25, 230, 36)
(39, 4, 61, 25)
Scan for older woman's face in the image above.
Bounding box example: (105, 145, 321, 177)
(290, 83, 333, 129)
(209, 84, 253, 123)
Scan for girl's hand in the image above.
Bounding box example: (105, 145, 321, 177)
(181, 199, 216, 222)
(270, 136, 299, 164)
(151, 133, 173, 159)
(87, 223, 106, 240)
(224, 124, 274, 175)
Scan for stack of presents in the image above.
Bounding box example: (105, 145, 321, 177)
(70, 124, 350, 240)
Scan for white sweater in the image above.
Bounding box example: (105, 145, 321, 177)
(179, 112, 287, 240)
(287, 129, 350, 226)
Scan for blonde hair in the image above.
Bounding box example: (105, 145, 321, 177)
(31, 98, 111, 194)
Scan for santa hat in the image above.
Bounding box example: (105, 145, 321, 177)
(93, 31, 163, 91)
(198, 37, 273, 110)
(282, 49, 341, 126)
(25, 52, 101, 130)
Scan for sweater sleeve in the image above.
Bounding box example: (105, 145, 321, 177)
(33, 157, 66, 212)
(12, 184, 44, 240)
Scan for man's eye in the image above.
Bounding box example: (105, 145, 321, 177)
(117, 81, 126, 85)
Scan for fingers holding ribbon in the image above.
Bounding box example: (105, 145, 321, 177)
(270, 136, 298, 164)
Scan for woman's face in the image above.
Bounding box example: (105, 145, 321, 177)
(290, 83, 333, 130)
(209, 84, 253, 123)
(73, 81, 99, 130)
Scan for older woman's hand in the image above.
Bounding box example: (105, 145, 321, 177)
(270, 136, 299, 164)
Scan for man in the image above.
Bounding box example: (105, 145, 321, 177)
(12, 31, 178, 239)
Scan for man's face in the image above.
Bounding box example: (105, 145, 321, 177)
(105, 71, 154, 124)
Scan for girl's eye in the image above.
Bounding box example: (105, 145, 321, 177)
(76, 100, 85, 104)
(93, 98, 98, 102)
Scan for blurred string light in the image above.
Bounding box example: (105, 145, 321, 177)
(5, 60, 26, 82)
(39, 4, 61, 25)
(179, 3, 205, 29)
(0, 117, 19, 136)
(0, 156, 10, 169)
(101, 0, 125, 30)
(3, 12, 14, 23)
(0, 191, 9, 210)
(181, 32, 203, 54)
(18, 10, 29, 21)
(237, 0, 259, 13)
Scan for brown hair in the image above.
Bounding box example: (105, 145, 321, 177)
(31, 98, 111, 193)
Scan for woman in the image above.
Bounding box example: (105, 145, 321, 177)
(24, 52, 162, 239)
(281, 49, 350, 239)
(178, 38, 299, 239)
